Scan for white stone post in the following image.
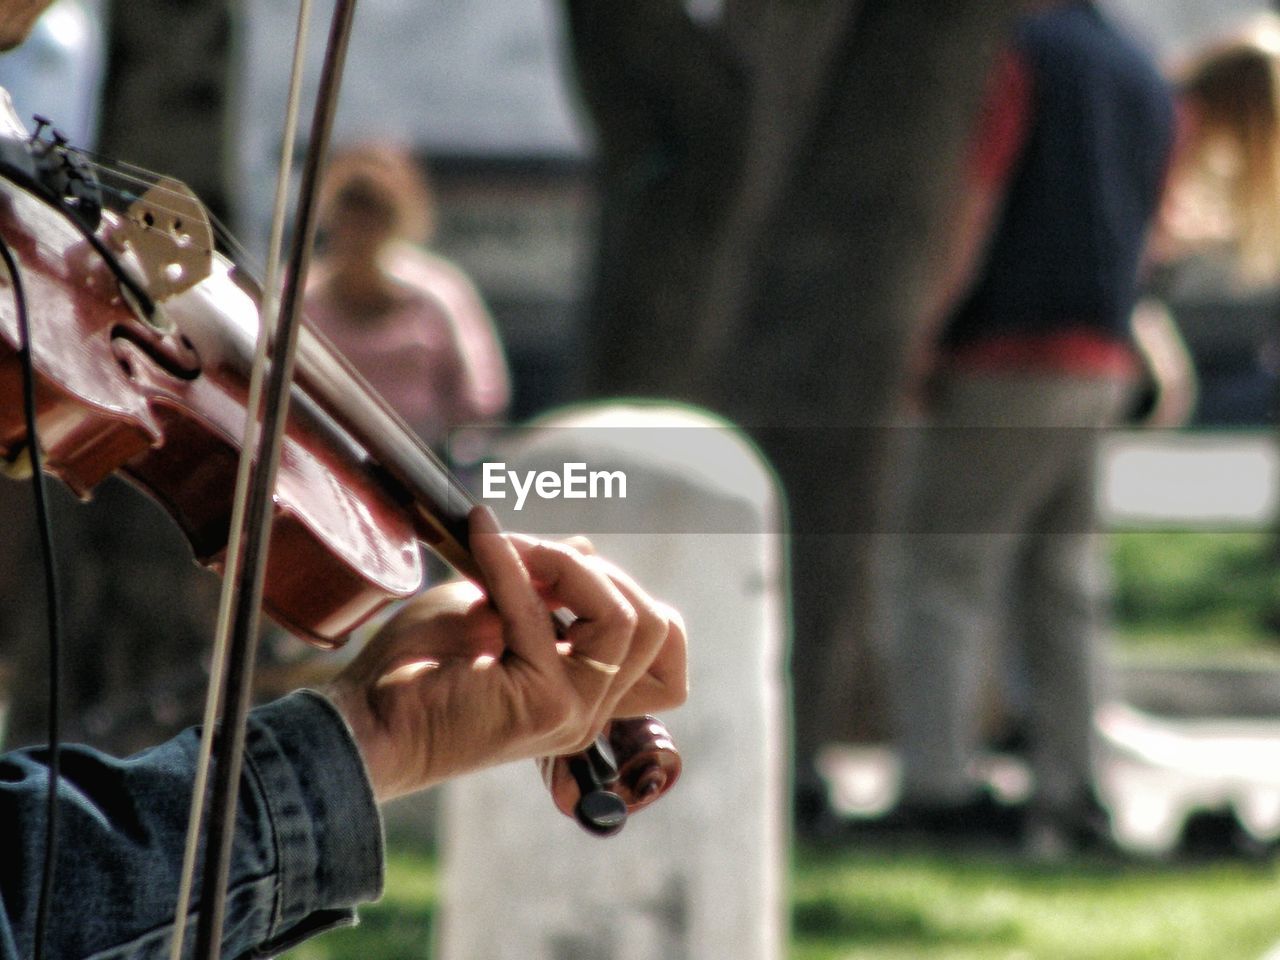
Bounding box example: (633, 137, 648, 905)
(437, 403, 788, 960)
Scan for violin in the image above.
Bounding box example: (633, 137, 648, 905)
(0, 96, 678, 833)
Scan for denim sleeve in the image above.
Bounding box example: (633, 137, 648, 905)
(0, 690, 385, 960)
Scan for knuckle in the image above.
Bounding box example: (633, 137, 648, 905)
(635, 599, 669, 647)
(647, 681, 688, 713)
(658, 603, 687, 644)
(539, 540, 582, 565)
(605, 597, 640, 636)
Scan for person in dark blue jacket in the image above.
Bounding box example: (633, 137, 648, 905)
(887, 1, 1175, 854)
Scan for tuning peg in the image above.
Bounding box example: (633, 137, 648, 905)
(568, 736, 628, 837)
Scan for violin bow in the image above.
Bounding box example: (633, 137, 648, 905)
(166, 1, 360, 956)
(171, 2, 643, 951)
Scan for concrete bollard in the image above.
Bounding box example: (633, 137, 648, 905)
(437, 403, 788, 960)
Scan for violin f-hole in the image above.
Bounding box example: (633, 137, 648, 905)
(110, 322, 202, 381)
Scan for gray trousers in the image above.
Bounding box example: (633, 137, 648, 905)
(887, 371, 1132, 813)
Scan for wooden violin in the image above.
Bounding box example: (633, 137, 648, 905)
(0, 96, 678, 833)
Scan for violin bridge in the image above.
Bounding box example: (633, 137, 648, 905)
(103, 177, 214, 303)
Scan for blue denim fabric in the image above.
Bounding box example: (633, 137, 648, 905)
(0, 690, 385, 959)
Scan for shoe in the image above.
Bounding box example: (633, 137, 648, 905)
(1180, 809, 1277, 862)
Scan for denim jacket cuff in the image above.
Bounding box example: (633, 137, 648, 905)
(241, 690, 385, 946)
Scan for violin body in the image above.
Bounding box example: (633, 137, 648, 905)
(0, 156, 424, 646)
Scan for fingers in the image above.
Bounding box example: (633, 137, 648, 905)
(563, 535, 596, 556)
(333, 516, 685, 798)
(469, 511, 687, 749)
(570, 557, 675, 722)
(510, 536, 637, 688)
(611, 605, 689, 716)
(511, 533, 683, 724)
(467, 507, 558, 672)
(563, 552, 686, 711)
(469, 510, 643, 739)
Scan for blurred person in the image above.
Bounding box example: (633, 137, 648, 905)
(884, 0, 1176, 854)
(1144, 13, 1280, 426)
(306, 143, 510, 451)
(1126, 296, 1198, 428)
(562, 8, 1037, 835)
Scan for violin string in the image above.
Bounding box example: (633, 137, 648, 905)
(89, 159, 261, 272)
(0, 234, 63, 960)
(62, 148, 268, 280)
(29, 133, 221, 236)
(84, 157, 238, 246)
(58, 152, 198, 223)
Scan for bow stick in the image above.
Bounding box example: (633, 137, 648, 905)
(172, 2, 359, 956)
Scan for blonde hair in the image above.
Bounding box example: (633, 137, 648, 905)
(317, 142, 436, 245)
(1177, 14, 1280, 284)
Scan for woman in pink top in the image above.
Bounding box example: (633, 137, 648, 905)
(306, 144, 510, 450)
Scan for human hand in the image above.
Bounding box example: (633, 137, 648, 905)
(1130, 297, 1197, 429)
(326, 508, 687, 802)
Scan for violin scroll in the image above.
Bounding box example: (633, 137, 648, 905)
(0, 106, 101, 233)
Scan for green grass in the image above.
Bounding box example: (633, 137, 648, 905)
(1110, 531, 1280, 658)
(792, 846, 1280, 960)
(285, 843, 1280, 960)
(283, 533, 1280, 959)
(282, 848, 439, 960)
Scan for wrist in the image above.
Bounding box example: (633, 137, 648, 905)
(324, 682, 394, 803)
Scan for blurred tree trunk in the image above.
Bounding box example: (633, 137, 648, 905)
(566, 0, 1027, 761)
(98, 0, 234, 220)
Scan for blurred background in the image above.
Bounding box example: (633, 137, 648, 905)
(5, 1, 1280, 958)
